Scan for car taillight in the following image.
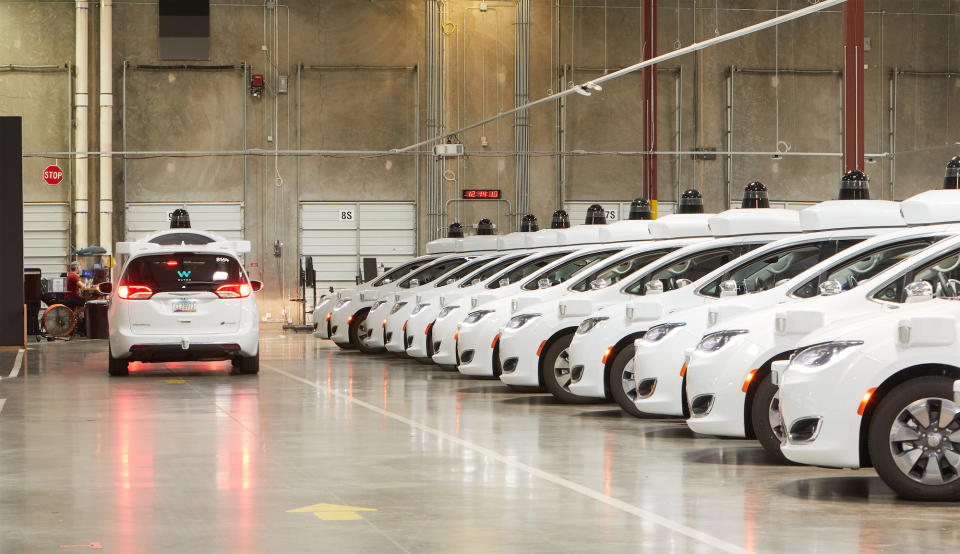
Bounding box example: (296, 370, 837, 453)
(117, 284, 153, 299)
(215, 283, 251, 298)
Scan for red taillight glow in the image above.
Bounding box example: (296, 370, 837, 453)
(215, 283, 251, 298)
(857, 387, 877, 416)
(741, 369, 758, 393)
(165, 260, 178, 266)
(601, 346, 613, 365)
(117, 284, 153, 299)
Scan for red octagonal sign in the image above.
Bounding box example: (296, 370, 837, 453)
(43, 165, 63, 185)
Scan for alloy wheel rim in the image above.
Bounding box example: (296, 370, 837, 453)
(888, 397, 960, 485)
(768, 390, 785, 441)
(620, 359, 637, 402)
(553, 349, 572, 391)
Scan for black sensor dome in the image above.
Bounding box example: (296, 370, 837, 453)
(170, 208, 191, 229)
(550, 210, 570, 229)
(741, 181, 770, 209)
(584, 204, 607, 225)
(677, 189, 704, 214)
(476, 218, 495, 235)
(628, 198, 653, 220)
(447, 222, 464, 238)
(839, 169, 870, 200)
(520, 214, 539, 232)
(945, 155, 960, 190)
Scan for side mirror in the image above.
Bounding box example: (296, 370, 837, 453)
(538, 278, 551, 289)
(645, 280, 664, 295)
(499, 278, 510, 287)
(98, 282, 113, 294)
(905, 280, 934, 303)
(409, 278, 420, 288)
(719, 279, 737, 297)
(250, 280, 263, 292)
(818, 280, 843, 296)
(675, 278, 693, 289)
(590, 278, 611, 290)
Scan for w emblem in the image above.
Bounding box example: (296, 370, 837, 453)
(177, 270, 191, 278)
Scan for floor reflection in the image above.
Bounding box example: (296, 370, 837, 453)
(684, 446, 787, 466)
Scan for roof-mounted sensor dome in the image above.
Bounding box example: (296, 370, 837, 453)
(741, 181, 770, 208)
(551, 210, 570, 229)
(519, 214, 539, 232)
(476, 218, 495, 235)
(839, 169, 870, 200)
(678, 189, 704, 214)
(584, 204, 607, 225)
(170, 208, 191, 229)
(448, 222, 464, 238)
(628, 198, 653, 220)
(945, 155, 960, 190)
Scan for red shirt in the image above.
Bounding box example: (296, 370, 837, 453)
(65, 272, 80, 298)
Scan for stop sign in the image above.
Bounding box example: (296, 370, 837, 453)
(43, 165, 63, 185)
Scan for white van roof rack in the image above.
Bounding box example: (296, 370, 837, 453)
(799, 200, 904, 231)
(901, 189, 960, 225)
(708, 208, 802, 237)
(648, 213, 713, 239)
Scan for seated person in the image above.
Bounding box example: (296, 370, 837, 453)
(63, 262, 96, 310)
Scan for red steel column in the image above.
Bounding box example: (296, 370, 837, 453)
(842, 0, 865, 171)
(642, 0, 657, 202)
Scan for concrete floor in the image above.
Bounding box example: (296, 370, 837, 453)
(1, 329, 959, 553)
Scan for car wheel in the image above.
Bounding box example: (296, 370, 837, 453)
(751, 373, 791, 463)
(108, 346, 129, 376)
(233, 352, 260, 375)
(541, 334, 594, 404)
(609, 345, 650, 418)
(350, 311, 374, 352)
(868, 375, 960, 501)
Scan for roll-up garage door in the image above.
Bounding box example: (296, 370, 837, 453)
(300, 202, 415, 291)
(24, 202, 69, 278)
(124, 202, 245, 241)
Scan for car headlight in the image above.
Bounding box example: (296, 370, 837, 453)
(644, 322, 687, 343)
(371, 299, 388, 311)
(464, 309, 494, 324)
(506, 313, 541, 330)
(411, 302, 431, 316)
(696, 329, 748, 353)
(390, 301, 408, 315)
(790, 340, 863, 369)
(577, 316, 609, 335)
(335, 299, 351, 310)
(438, 305, 460, 319)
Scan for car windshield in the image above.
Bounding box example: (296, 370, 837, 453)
(623, 247, 749, 296)
(792, 239, 938, 298)
(874, 245, 960, 302)
(522, 249, 619, 291)
(121, 253, 244, 293)
(486, 252, 570, 289)
(399, 258, 469, 288)
(568, 248, 677, 292)
(434, 256, 497, 287)
(372, 258, 435, 286)
(458, 254, 530, 288)
(698, 240, 861, 298)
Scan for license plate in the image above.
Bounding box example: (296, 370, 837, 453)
(173, 300, 197, 313)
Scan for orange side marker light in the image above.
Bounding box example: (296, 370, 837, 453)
(857, 387, 877, 416)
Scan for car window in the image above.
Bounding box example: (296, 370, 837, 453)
(568, 248, 678, 292)
(699, 240, 859, 298)
(372, 258, 435, 286)
(522, 249, 620, 291)
(792, 239, 938, 298)
(122, 253, 244, 293)
(434, 257, 497, 287)
(399, 258, 469, 288)
(875, 247, 960, 303)
(487, 252, 570, 289)
(624, 248, 739, 296)
(459, 254, 529, 288)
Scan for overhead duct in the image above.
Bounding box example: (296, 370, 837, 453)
(741, 181, 770, 208)
(839, 169, 870, 200)
(677, 190, 704, 214)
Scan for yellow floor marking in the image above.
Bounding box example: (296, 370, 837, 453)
(286, 503, 377, 521)
(163, 379, 187, 383)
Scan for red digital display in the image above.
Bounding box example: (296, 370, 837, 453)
(462, 189, 501, 199)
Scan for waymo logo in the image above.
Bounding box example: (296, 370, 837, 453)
(177, 270, 192, 278)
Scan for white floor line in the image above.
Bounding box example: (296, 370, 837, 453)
(9, 349, 23, 378)
(266, 364, 748, 554)
(0, 398, 6, 415)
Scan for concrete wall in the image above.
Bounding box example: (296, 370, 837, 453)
(1, 0, 958, 317)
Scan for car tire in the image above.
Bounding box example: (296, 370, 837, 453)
(233, 352, 260, 375)
(350, 311, 374, 352)
(751, 373, 791, 463)
(108, 346, 129, 376)
(541, 333, 595, 404)
(609, 345, 651, 418)
(868, 375, 960, 501)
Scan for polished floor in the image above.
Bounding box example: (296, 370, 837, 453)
(1, 329, 958, 553)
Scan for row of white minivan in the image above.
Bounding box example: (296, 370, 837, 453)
(315, 157, 960, 501)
